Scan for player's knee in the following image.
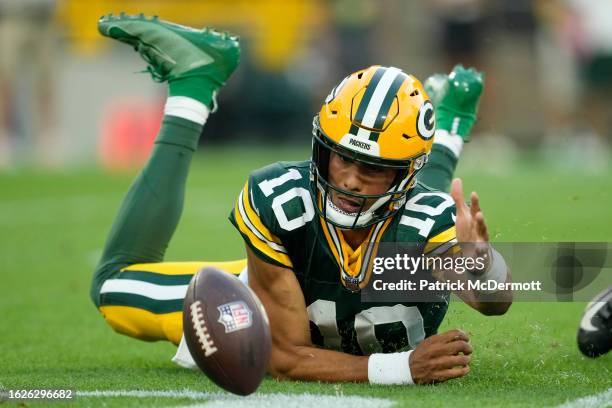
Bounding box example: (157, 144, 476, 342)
(90, 279, 103, 308)
(90, 261, 128, 308)
(101, 311, 144, 340)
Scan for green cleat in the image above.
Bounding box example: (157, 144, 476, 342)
(98, 13, 240, 88)
(424, 64, 485, 141)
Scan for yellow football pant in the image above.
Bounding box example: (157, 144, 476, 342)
(98, 259, 247, 345)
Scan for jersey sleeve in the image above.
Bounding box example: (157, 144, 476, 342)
(399, 186, 459, 257)
(229, 170, 294, 269)
(423, 194, 458, 257)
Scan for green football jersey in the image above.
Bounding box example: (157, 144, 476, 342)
(229, 160, 458, 355)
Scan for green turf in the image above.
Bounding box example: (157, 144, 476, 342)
(0, 146, 610, 407)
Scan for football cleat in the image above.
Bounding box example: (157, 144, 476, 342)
(422, 73, 447, 109)
(423, 64, 484, 141)
(98, 13, 240, 86)
(577, 286, 612, 358)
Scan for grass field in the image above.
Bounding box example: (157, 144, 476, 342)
(1, 146, 611, 407)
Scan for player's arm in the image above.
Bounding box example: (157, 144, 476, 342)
(245, 246, 367, 382)
(435, 253, 513, 316)
(448, 257, 513, 316)
(246, 246, 472, 384)
(448, 178, 513, 316)
(420, 65, 510, 315)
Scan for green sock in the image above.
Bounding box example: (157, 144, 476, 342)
(168, 75, 220, 108)
(418, 144, 458, 193)
(91, 115, 203, 306)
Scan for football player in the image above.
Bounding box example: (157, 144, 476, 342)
(91, 14, 512, 385)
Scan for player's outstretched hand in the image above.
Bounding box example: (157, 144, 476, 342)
(409, 329, 472, 384)
(451, 178, 490, 270)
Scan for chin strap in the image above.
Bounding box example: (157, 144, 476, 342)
(320, 171, 416, 229)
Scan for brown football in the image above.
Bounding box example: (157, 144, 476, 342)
(182, 267, 271, 395)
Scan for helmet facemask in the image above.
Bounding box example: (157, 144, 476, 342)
(310, 115, 427, 230)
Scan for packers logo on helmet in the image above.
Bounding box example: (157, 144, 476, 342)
(310, 65, 435, 229)
(417, 101, 435, 140)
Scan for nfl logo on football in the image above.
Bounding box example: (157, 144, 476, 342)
(217, 301, 253, 333)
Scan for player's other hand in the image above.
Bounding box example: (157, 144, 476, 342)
(409, 329, 472, 384)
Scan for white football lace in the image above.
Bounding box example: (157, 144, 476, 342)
(190, 300, 218, 357)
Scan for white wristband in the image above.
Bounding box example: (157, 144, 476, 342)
(367, 350, 414, 385)
(471, 247, 507, 293)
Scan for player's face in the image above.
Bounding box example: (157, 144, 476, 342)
(327, 152, 397, 213)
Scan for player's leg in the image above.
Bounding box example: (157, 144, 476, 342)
(90, 13, 242, 345)
(419, 142, 460, 193)
(418, 66, 484, 192)
(98, 260, 246, 345)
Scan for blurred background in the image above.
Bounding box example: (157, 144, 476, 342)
(1, 3, 611, 391)
(0, 0, 611, 171)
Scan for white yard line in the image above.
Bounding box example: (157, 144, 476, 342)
(78, 389, 218, 399)
(77, 389, 394, 408)
(181, 393, 394, 408)
(555, 388, 612, 408)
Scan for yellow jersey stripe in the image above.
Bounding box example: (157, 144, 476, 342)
(429, 225, 457, 243)
(319, 216, 344, 271)
(241, 180, 283, 245)
(357, 216, 393, 278)
(237, 188, 288, 254)
(319, 209, 393, 283)
(121, 260, 246, 275)
(426, 240, 461, 257)
(424, 226, 457, 254)
(424, 238, 457, 255)
(234, 200, 293, 268)
(335, 223, 377, 277)
(341, 216, 393, 289)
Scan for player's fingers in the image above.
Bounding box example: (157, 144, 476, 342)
(440, 329, 469, 343)
(450, 179, 468, 216)
(445, 339, 474, 356)
(439, 354, 471, 368)
(470, 192, 481, 218)
(434, 366, 470, 382)
(475, 212, 489, 242)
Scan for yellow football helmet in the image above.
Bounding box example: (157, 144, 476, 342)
(310, 65, 435, 229)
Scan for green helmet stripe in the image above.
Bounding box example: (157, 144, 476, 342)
(353, 67, 386, 124)
(368, 72, 408, 142)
